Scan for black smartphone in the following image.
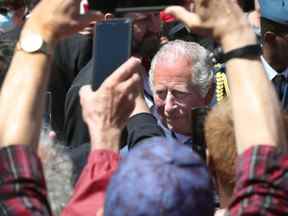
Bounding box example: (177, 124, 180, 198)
(191, 107, 210, 161)
(92, 18, 132, 90)
(88, 0, 184, 13)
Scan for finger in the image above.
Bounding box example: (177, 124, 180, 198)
(120, 72, 141, 91)
(119, 93, 136, 122)
(77, 11, 105, 29)
(164, 6, 201, 29)
(104, 57, 142, 85)
(79, 85, 93, 97)
(118, 73, 141, 100)
(79, 85, 93, 105)
(118, 92, 137, 125)
(104, 13, 114, 20)
(48, 131, 57, 140)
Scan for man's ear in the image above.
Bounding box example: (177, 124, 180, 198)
(263, 31, 277, 44)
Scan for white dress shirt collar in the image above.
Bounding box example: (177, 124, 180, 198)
(261, 56, 288, 80)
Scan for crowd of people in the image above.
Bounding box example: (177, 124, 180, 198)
(0, 0, 288, 215)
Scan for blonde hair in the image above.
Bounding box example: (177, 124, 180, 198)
(204, 98, 236, 189)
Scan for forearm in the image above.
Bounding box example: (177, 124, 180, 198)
(221, 27, 285, 154)
(0, 22, 55, 148)
(126, 113, 164, 149)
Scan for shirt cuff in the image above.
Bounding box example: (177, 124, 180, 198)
(235, 144, 286, 190)
(126, 113, 164, 149)
(86, 149, 120, 177)
(236, 145, 277, 174)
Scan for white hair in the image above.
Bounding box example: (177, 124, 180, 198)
(149, 40, 213, 97)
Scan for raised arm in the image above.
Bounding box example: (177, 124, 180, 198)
(0, 0, 103, 215)
(165, 0, 286, 154)
(0, 0, 103, 149)
(166, 1, 288, 215)
(62, 57, 142, 216)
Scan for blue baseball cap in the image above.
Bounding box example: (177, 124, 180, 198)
(260, 0, 288, 25)
(104, 137, 215, 216)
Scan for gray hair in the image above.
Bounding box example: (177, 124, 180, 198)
(149, 40, 213, 97)
(39, 130, 74, 216)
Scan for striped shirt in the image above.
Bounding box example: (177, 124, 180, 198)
(0, 145, 52, 216)
(227, 145, 288, 215)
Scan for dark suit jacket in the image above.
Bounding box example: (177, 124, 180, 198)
(64, 60, 93, 147)
(49, 33, 93, 136)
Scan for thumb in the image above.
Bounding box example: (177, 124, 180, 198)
(77, 11, 104, 28)
(79, 85, 93, 106)
(164, 6, 202, 29)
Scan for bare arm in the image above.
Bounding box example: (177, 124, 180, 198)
(222, 30, 285, 154)
(0, 0, 103, 149)
(166, 0, 285, 154)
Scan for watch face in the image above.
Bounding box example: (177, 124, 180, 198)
(20, 32, 43, 53)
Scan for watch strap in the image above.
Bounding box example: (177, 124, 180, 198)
(222, 44, 261, 63)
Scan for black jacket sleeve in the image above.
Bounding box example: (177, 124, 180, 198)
(125, 113, 164, 150)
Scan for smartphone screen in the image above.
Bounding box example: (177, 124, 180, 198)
(92, 19, 132, 90)
(88, 0, 184, 13)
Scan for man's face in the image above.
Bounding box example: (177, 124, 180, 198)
(263, 30, 288, 72)
(274, 33, 288, 71)
(153, 58, 206, 135)
(124, 12, 161, 59)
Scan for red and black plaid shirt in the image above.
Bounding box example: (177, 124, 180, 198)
(227, 145, 288, 215)
(0, 144, 287, 216)
(0, 145, 52, 216)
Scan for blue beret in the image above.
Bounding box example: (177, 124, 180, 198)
(260, 0, 288, 25)
(104, 137, 215, 216)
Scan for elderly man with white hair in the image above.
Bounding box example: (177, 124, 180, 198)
(148, 40, 213, 157)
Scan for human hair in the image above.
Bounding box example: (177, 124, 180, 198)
(38, 130, 74, 216)
(149, 40, 212, 97)
(204, 98, 236, 193)
(204, 98, 288, 206)
(205, 98, 288, 200)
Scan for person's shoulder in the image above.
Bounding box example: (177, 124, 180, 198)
(65, 60, 94, 114)
(67, 60, 93, 93)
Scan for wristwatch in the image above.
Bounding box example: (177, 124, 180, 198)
(17, 31, 52, 55)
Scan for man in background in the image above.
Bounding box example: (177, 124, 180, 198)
(260, 0, 288, 110)
(149, 40, 213, 159)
